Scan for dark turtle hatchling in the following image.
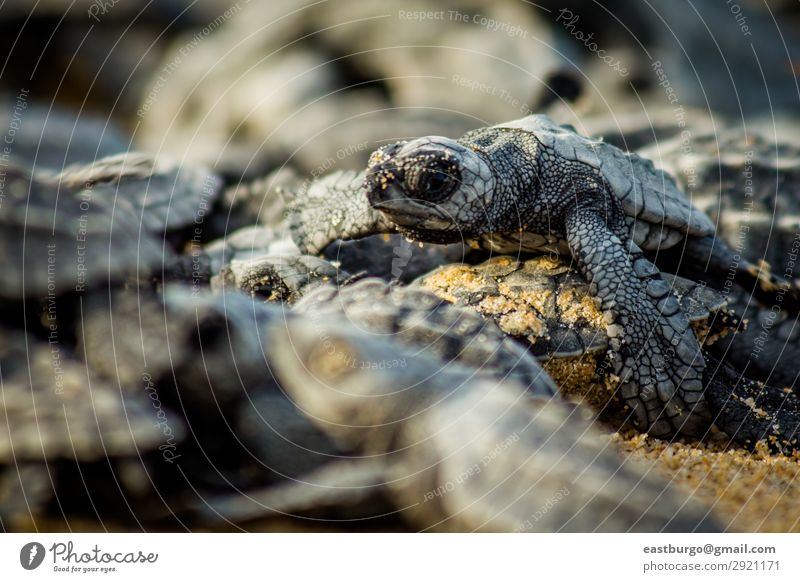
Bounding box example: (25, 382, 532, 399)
(415, 255, 800, 451)
(170, 280, 560, 529)
(77, 280, 557, 524)
(42, 152, 222, 286)
(87, 275, 556, 528)
(0, 163, 165, 299)
(52, 151, 224, 284)
(78, 287, 346, 491)
(53, 152, 224, 240)
(644, 128, 800, 389)
(0, 328, 184, 528)
(191, 316, 720, 532)
(289, 115, 798, 438)
(0, 150, 228, 300)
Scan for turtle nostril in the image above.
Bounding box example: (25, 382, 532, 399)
(366, 173, 398, 205)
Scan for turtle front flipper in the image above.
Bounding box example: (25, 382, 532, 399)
(288, 169, 391, 254)
(565, 205, 709, 437)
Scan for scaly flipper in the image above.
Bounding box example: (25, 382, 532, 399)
(288, 170, 391, 254)
(566, 204, 708, 437)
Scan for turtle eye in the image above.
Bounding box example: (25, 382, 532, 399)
(412, 162, 459, 202)
(424, 170, 448, 195)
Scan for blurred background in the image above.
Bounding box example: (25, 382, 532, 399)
(1, 0, 798, 184)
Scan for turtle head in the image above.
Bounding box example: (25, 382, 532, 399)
(364, 137, 496, 240)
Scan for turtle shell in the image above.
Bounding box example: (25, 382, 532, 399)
(265, 319, 718, 533)
(416, 255, 730, 421)
(0, 164, 165, 299)
(53, 152, 224, 234)
(642, 128, 800, 277)
(294, 277, 557, 397)
(492, 115, 716, 236)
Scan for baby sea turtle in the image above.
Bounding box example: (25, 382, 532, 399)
(0, 151, 226, 300)
(293, 278, 557, 397)
(54, 152, 224, 240)
(0, 163, 165, 299)
(79, 287, 346, 495)
(415, 255, 800, 451)
(289, 115, 795, 436)
(261, 319, 720, 532)
(77, 283, 558, 528)
(191, 315, 719, 532)
(0, 328, 184, 528)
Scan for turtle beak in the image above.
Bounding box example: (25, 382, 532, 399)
(370, 186, 452, 229)
(367, 180, 405, 206)
(364, 158, 451, 229)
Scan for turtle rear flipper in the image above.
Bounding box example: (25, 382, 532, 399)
(661, 234, 800, 311)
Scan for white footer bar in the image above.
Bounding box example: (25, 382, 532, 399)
(1, 533, 795, 580)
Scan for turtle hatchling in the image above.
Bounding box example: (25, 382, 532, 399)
(415, 255, 730, 422)
(264, 319, 720, 532)
(294, 277, 557, 397)
(0, 328, 185, 527)
(416, 255, 800, 451)
(0, 163, 165, 299)
(641, 128, 800, 389)
(290, 114, 799, 436)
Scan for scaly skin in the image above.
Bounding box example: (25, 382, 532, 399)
(565, 204, 705, 436)
(288, 115, 797, 436)
(288, 170, 390, 254)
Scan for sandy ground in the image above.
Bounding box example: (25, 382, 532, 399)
(613, 429, 800, 532)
